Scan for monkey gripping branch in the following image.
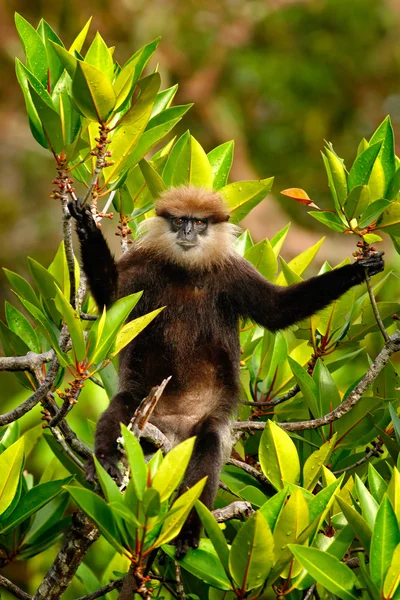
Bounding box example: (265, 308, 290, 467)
(0, 14, 400, 600)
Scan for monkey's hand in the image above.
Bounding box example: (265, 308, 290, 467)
(354, 251, 385, 280)
(85, 454, 123, 486)
(68, 198, 98, 240)
(174, 511, 201, 559)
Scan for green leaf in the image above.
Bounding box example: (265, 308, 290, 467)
(151, 84, 178, 117)
(162, 131, 190, 186)
(313, 358, 341, 418)
(54, 286, 86, 363)
(309, 210, 346, 232)
(69, 18, 92, 54)
(5, 302, 41, 353)
(383, 543, 400, 599)
(287, 357, 319, 417)
(324, 148, 348, 207)
(289, 545, 359, 600)
(355, 474, 379, 529)
(112, 308, 164, 357)
(273, 487, 309, 577)
(93, 456, 123, 505)
(170, 135, 213, 188)
(15, 58, 47, 148)
(121, 424, 147, 501)
(336, 496, 372, 552)
(0, 438, 24, 514)
(386, 167, 400, 200)
(343, 185, 370, 221)
(229, 511, 274, 591)
(376, 201, 400, 235)
(152, 437, 196, 502)
(28, 81, 64, 154)
(369, 116, 396, 194)
(85, 32, 114, 82)
(284, 237, 325, 277)
(303, 434, 337, 491)
(90, 292, 143, 364)
(103, 73, 161, 185)
(259, 488, 288, 531)
(28, 257, 61, 324)
(15, 13, 47, 85)
(72, 60, 116, 122)
(3, 268, 40, 308)
(0, 476, 73, 534)
(163, 539, 232, 590)
(358, 199, 391, 229)
(259, 421, 300, 490)
(370, 496, 400, 591)
(368, 463, 388, 504)
(153, 478, 206, 548)
(66, 486, 125, 553)
(389, 403, 400, 446)
(37, 19, 64, 91)
(51, 43, 78, 78)
(244, 238, 278, 281)
(195, 500, 230, 575)
(138, 159, 166, 199)
(208, 141, 234, 190)
(348, 141, 383, 191)
(220, 178, 274, 224)
(270, 223, 291, 257)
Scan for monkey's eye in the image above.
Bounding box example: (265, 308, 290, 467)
(173, 217, 184, 226)
(195, 219, 205, 226)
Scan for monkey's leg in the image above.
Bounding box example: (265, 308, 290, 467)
(175, 417, 231, 559)
(86, 391, 138, 484)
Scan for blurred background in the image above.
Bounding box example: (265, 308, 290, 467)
(2, 0, 400, 284)
(1, 0, 400, 594)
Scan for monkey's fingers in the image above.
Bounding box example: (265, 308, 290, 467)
(358, 252, 385, 276)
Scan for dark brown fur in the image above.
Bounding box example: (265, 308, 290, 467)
(69, 186, 384, 557)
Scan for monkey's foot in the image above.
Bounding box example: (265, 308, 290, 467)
(174, 518, 201, 559)
(85, 454, 123, 485)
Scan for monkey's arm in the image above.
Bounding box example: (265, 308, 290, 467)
(69, 199, 118, 309)
(230, 254, 384, 331)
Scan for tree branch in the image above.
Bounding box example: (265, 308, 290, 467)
(233, 332, 400, 433)
(0, 350, 54, 372)
(33, 511, 100, 600)
(212, 501, 254, 522)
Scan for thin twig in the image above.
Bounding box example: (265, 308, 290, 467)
(80, 312, 98, 321)
(333, 440, 383, 475)
(174, 563, 186, 600)
(233, 332, 400, 433)
(227, 458, 271, 487)
(130, 377, 171, 438)
(49, 426, 85, 470)
(212, 501, 254, 522)
(0, 576, 32, 600)
(74, 578, 124, 600)
(365, 274, 390, 343)
(0, 357, 59, 425)
(304, 583, 316, 600)
(241, 383, 300, 407)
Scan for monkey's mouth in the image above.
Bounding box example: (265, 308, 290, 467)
(176, 241, 197, 251)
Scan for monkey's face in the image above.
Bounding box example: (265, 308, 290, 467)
(170, 216, 208, 251)
(136, 213, 240, 269)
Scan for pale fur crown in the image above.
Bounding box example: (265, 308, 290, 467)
(135, 185, 241, 269)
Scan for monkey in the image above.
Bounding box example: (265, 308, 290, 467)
(69, 185, 384, 557)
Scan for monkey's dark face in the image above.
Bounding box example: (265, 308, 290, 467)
(170, 216, 208, 250)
